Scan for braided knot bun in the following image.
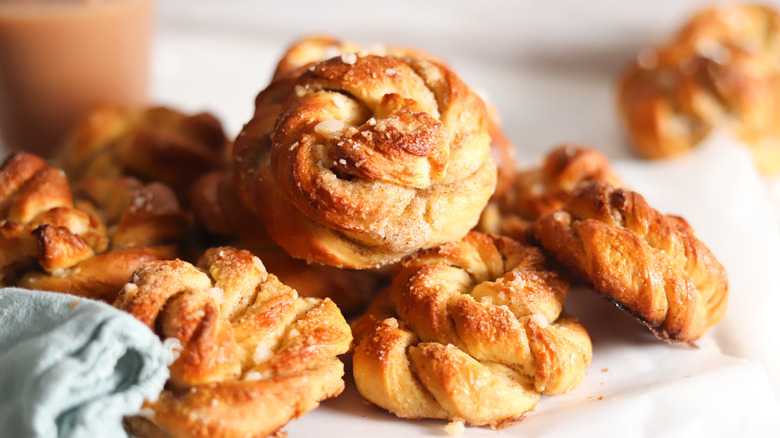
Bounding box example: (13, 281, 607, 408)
(117, 246, 353, 438)
(0, 151, 186, 300)
(57, 105, 229, 191)
(16, 173, 186, 301)
(274, 35, 515, 200)
(479, 145, 621, 242)
(352, 232, 592, 428)
(618, 4, 780, 174)
(0, 152, 107, 284)
(530, 180, 728, 343)
(234, 50, 496, 269)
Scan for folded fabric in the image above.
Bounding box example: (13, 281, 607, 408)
(0, 287, 171, 438)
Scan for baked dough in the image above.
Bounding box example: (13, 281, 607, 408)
(57, 105, 229, 191)
(233, 39, 496, 269)
(271, 35, 445, 81)
(275, 35, 515, 200)
(0, 152, 107, 285)
(352, 232, 592, 428)
(0, 151, 185, 301)
(15, 175, 185, 301)
(117, 246, 353, 438)
(618, 4, 780, 174)
(18, 175, 189, 301)
(190, 170, 381, 315)
(479, 144, 620, 242)
(530, 180, 728, 343)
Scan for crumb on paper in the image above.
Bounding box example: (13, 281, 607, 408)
(601, 368, 608, 372)
(597, 395, 604, 401)
(445, 419, 465, 436)
(70, 299, 80, 307)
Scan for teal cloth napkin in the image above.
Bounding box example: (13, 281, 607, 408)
(0, 287, 171, 438)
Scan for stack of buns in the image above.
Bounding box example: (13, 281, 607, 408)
(0, 20, 739, 435)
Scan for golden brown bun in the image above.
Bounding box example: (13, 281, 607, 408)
(19, 175, 191, 302)
(0, 151, 186, 301)
(234, 48, 496, 269)
(351, 232, 592, 428)
(0, 152, 107, 284)
(478, 144, 620, 242)
(75, 176, 189, 251)
(274, 35, 515, 201)
(116, 247, 353, 438)
(618, 4, 780, 174)
(57, 105, 229, 191)
(529, 180, 728, 343)
(190, 170, 381, 315)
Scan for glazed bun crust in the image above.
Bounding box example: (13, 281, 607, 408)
(234, 52, 495, 269)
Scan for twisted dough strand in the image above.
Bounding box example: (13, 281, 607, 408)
(190, 170, 381, 315)
(273, 35, 516, 200)
(479, 144, 621, 242)
(530, 180, 728, 342)
(14, 174, 186, 301)
(352, 232, 591, 427)
(117, 247, 353, 438)
(234, 51, 495, 269)
(0, 152, 107, 283)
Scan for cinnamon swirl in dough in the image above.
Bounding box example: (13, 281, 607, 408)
(618, 4, 780, 174)
(530, 180, 728, 343)
(234, 41, 496, 269)
(274, 35, 515, 199)
(352, 232, 592, 428)
(117, 246, 353, 438)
